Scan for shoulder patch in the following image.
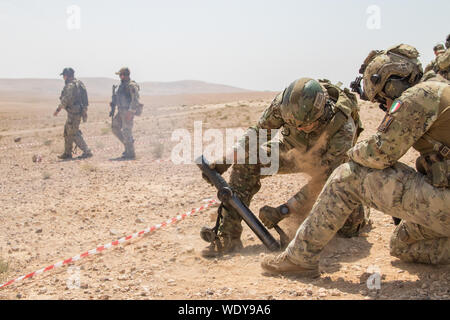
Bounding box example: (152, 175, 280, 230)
(389, 100, 403, 114)
(377, 114, 394, 133)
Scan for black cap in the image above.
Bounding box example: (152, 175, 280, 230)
(60, 68, 75, 77)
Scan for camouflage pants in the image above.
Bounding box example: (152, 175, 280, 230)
(287, 161, 450, 267)
(112, 109, 135, 150)
(64, 112, 90, 154)
(219, 142, 367, 240)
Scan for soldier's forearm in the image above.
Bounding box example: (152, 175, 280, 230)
(233, 126, 273, 164)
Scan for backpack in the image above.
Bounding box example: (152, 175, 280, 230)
(75, 80, 89, 108)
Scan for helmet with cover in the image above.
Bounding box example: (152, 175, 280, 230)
(361, 44, 423, 103)
(279, 78, 328, 130)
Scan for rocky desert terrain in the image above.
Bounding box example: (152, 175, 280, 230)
(0, 83, 449, 300)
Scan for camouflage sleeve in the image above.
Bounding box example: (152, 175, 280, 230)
(129, 82, 141, 111)
(348, 82, 441, 169)
(234, 93, 284, 163)
(436, 49, 450, 71)
(58, 83, 76, 110)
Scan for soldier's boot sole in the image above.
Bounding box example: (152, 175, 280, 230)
(261, 252, 320, 277)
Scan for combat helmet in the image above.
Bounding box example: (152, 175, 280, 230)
(360, 44, 423, 102)
(279, 78, 328, 130)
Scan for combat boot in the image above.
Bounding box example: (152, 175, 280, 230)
(79, 150, 93, 159)
(201, 234, 243, 258)
(261, 252, 320, 277)
(122, 144, 136, 160)
(58, 153, 72, 160)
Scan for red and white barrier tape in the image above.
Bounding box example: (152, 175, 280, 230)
(0, 199, 218, 289)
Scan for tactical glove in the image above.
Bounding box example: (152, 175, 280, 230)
(259, 204, 290, 229)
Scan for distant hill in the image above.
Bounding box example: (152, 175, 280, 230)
(0, 78, 249, 97)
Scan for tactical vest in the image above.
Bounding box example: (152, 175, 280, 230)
(62, 79, 84, 114)
(117, 80, 137, 109)
(414, 85, 450, 187)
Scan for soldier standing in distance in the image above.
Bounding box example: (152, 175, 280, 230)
(110, 67, 142, 160)
(54, 67, 92, 160)
(424, 43, 446, 74)
(261, 44, 450, 277)
(434, 34, 450, 81)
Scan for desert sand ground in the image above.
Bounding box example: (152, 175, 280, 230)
(0, 91, 449, 300)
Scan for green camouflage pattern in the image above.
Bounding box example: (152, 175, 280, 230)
(116, 80, 141, 112)
(286, 80, 450, 267)
(59, 79, 90, 154)
(112, 109, 135, 155)
(218, 81, 367, 240)
(112, 79, 141, 155)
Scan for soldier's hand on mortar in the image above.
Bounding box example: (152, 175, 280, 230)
(201, 161, 231, 186)
(259, 205, 289, 229)
(53, 110, 59, 117)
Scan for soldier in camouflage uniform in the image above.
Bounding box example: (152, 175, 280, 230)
(110, 67, 142, 160)
(435, 37, 450, 81)
(424, 39, 450, 81)
(201, 77, 368, 257)
(54, 68, 92, 160)
(262, 44, 450, 277)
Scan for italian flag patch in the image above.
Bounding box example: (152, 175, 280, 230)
(389, 100, 402, 114)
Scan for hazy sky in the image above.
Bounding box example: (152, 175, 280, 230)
(0, 0, 448, 91)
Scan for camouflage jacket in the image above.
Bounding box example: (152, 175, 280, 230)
(59, 78, 84, 114)
(436, 48, 450, 79)
(116, 80, 141, 111)
(348, 80, 450, 170)
(236, 81, 362, 176)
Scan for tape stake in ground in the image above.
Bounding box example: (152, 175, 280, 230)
(0, 199, 218, 290)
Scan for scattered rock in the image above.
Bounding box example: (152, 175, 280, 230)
(318, 288, 328, 297)
(32, 154, 42, 163)
(14, 137, 21, 143)
(135, 217, 144, 224)
(38, 288, 47, 294)
(35, 229, 43, 234)
(167, 279, 176, 286)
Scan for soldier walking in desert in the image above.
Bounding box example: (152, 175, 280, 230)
(110, 67, 143, 160)
(53, 67, 92, 160)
